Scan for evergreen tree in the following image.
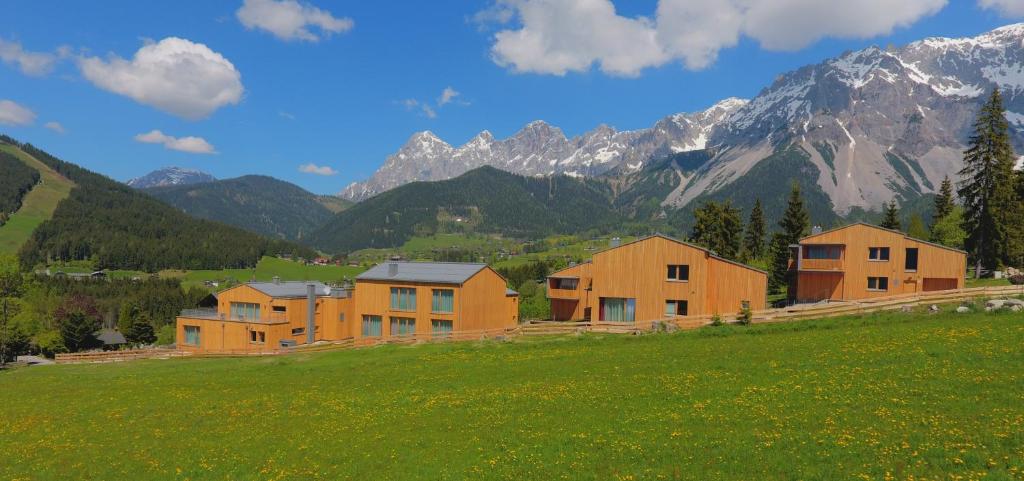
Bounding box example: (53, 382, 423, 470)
(55, 295, 102, 352)
(126, 313, 157, 345)
(690, 201, 721, 251)
(880, 200, 901, 230)
(907, 213, 929, 240)
(0, 255, 24, 364)
(958, 87, 1018, 277)
(690, 201, 743, 260)
(767, 233, 791, 295)
(779, 182, 810, 245)
(933, 176, 955, 222)
(743, 199, 767, 260)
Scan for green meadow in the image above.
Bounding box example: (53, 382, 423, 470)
(160, 255, 366, 290)
(0, 144, 75, 255)
(2, 308, 1022, 480)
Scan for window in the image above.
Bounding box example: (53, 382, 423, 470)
(905, 248, 919, 271)
(390, 287, 416, 311)
(600, 298, 636, 323)
(868, 247, 890, 261)
(804, 246, 841, 259)
(664, 300, 688, 317)
(667, 265, 689, 281)
(432, 289, 454, 313)
(249, 330, 265, 344)
(431, 319, 453, 337)
(230, 302, 260, 321)
(361, 315, 382, 337)
(868, 277, 889, 291)
(390, 317, 416, 336)
(272, 306, 287, 313)
(549, 278, 578, 290)
(183, 325, 200, 346)
(338, 313, 346, 322)
(291, 327, 305, 336)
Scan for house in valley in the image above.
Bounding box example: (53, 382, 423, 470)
(546, 235, 768, 323)
(789, 222, 966, 303)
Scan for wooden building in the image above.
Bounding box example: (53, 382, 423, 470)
(790, 222, 966, 303)
(546, 235, 768, 323)
(175, 262, 519, 353)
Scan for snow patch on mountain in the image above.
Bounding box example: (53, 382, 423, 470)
(128, 167, 216, 189)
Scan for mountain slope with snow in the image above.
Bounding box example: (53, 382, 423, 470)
(127, 167, 216, 189)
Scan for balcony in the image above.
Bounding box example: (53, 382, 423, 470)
(799, 258, 844, 272)
(797, 245, 844, 272)
(178, 308, 288, 324)
(547, 277, 582, 300)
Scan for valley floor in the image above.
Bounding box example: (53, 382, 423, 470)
(0, 309, 1022, 480)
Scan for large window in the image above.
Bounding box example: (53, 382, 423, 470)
(390, 317, 416, 336)
(230, 302, 260, 321)
(183, 325, 200, 346)
(390, 287, 416, 311)
(868, 247, 890, 261)
(549, 278, 579, 290)
(601, 298, 636, 323)
(665, 300, 688, 317)
(667, 265, 689, 281)
(431, 319, 453, 337)
(804, 245, 841, 259)
(905, 248, 919, 271)
(867, 277, 889, 291)
(361, 315, 382, 337)
(432, 289, 454, 313)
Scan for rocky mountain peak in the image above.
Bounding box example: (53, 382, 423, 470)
(127, 167, 215, 189)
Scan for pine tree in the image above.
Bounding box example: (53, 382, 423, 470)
(719, 201, 743, 260)
(767, 233, 791, 295)
(743, 199, 767, 260)
(933, 175, 955, 222)
(779, 182, 810, 245)
(958, 87, 1018, 277)
(907, 213, 929, 240)
(881, 200, 901, 230)
(690, 200, 743, 260)
(690, 201, 721, 251)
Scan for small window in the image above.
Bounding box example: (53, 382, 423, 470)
(272, 306, 287, 313)
(390, 287, 416, 311)
(868, 247, 890, 261)
(867, 277, 889, 291)
(431, 319, 453, 337)
(338, 313, 346, 322)
(183, 325, 200, 346)
(431, 289, 454, 313)
(390, 317, 416, 336)
(667, 265, 689, 281)
(664, 300, 688, 317)
(249, 330, 266, 344)
(905, 248, 919, 271)
(291, 327, 305, 336)
(362, 315, 382, 337)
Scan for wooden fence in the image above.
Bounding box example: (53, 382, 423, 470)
(54, 285, 1023, 364)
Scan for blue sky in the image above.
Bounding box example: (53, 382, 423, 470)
(1, 0, 1021, 194)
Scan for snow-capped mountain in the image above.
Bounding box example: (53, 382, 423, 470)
(344, 24, 1024, 213)
(340, 98, 747, 201)
(127, 167, 216, 189)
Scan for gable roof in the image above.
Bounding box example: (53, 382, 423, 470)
(245, 281, 332, 298)
(799, 222, 967, 254)
(574, 234, 768, 275)
(356, 261, 489, 285)
(96, 328, 126, 345)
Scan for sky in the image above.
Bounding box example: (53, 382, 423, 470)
(1, 0, 1023, 194)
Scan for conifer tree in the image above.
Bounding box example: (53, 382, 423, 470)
(779, 182, 810, 245)
(767, 233, 791, 295)
(743, 199, 767, 260)
(881, 200, 901, 230)
(690, 200, 743, 261)
(958, 87, 1018, 277)
(933, 176, 955, 222)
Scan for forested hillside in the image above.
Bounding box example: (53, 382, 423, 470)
(3, 139, 315, 271)
(146, 175, 341, 241)
(0, 150, 40, 223)
(309, 166, 623, 252)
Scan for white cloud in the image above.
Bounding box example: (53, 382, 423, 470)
(78, 37, 244, 120)
(237, 0, 354, 41)
(485, 0, 946, 75)
(979, 0, 1024, 17)
(279, 111, 296, 120)
(134, 130, 217, 154)
(421, 104, 437, 119)
(0, 100, 36, 126)
(0, 39, 59, 76)
(438, 87, 460, 106)
(44, 121, 66, 134)
(298, 163, 338, 175)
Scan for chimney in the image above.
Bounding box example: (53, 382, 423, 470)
(610, 237, 621, 248)
(811, 225, 823, 235)
(272, 276, 281, 285)
(388, 262, 399, 277)
(306, 283, 316, 345)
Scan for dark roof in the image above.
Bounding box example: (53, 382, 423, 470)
(245, 281, 332, 298)
(96, 328, 126, 345)
(356, 262, 488, 285)
(506, 288, 519, 296)
(800, 222, 968, 254)
(594, 234, 768, 275)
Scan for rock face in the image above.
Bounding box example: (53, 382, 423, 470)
(127, 167, 216, 189)
(339, 99, 747, 201)
(343, 24, 1024, 212)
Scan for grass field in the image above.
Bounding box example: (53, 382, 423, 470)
(2, 308, 1022, 480)
(0, 144, 75, 255)
(161, 255, 366, 290)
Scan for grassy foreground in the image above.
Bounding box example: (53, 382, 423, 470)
(0, 144, 74, 255)
(1, 310, 1022, 480)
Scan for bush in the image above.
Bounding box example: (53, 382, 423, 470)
(33, 330, 66, 358)
(155, 325, 176, 346)
(710, 314, 724, 327)
(1009, 274, 1024, 285)
(738, 305, 752, 325)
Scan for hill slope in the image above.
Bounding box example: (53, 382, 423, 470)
(146, 175, 341, 241)
(127, 167, 216, 188)
(0, 140, 75, 255)
(3, 138, 315, 271)
(310, 166, 621, 252)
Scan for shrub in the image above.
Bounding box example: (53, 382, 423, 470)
(710, 314, 724, 327)
(738, 306, 753, 325)
(155, 325, 176, 346)
(1009, 274, 1024, 285)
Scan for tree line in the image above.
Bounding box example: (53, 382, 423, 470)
(0, 150, 40, 226)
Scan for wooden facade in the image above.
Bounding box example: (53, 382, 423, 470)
(791, 223, 966, 303)
(175, 263, 518, 353)
(546, 235, 768, 323)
